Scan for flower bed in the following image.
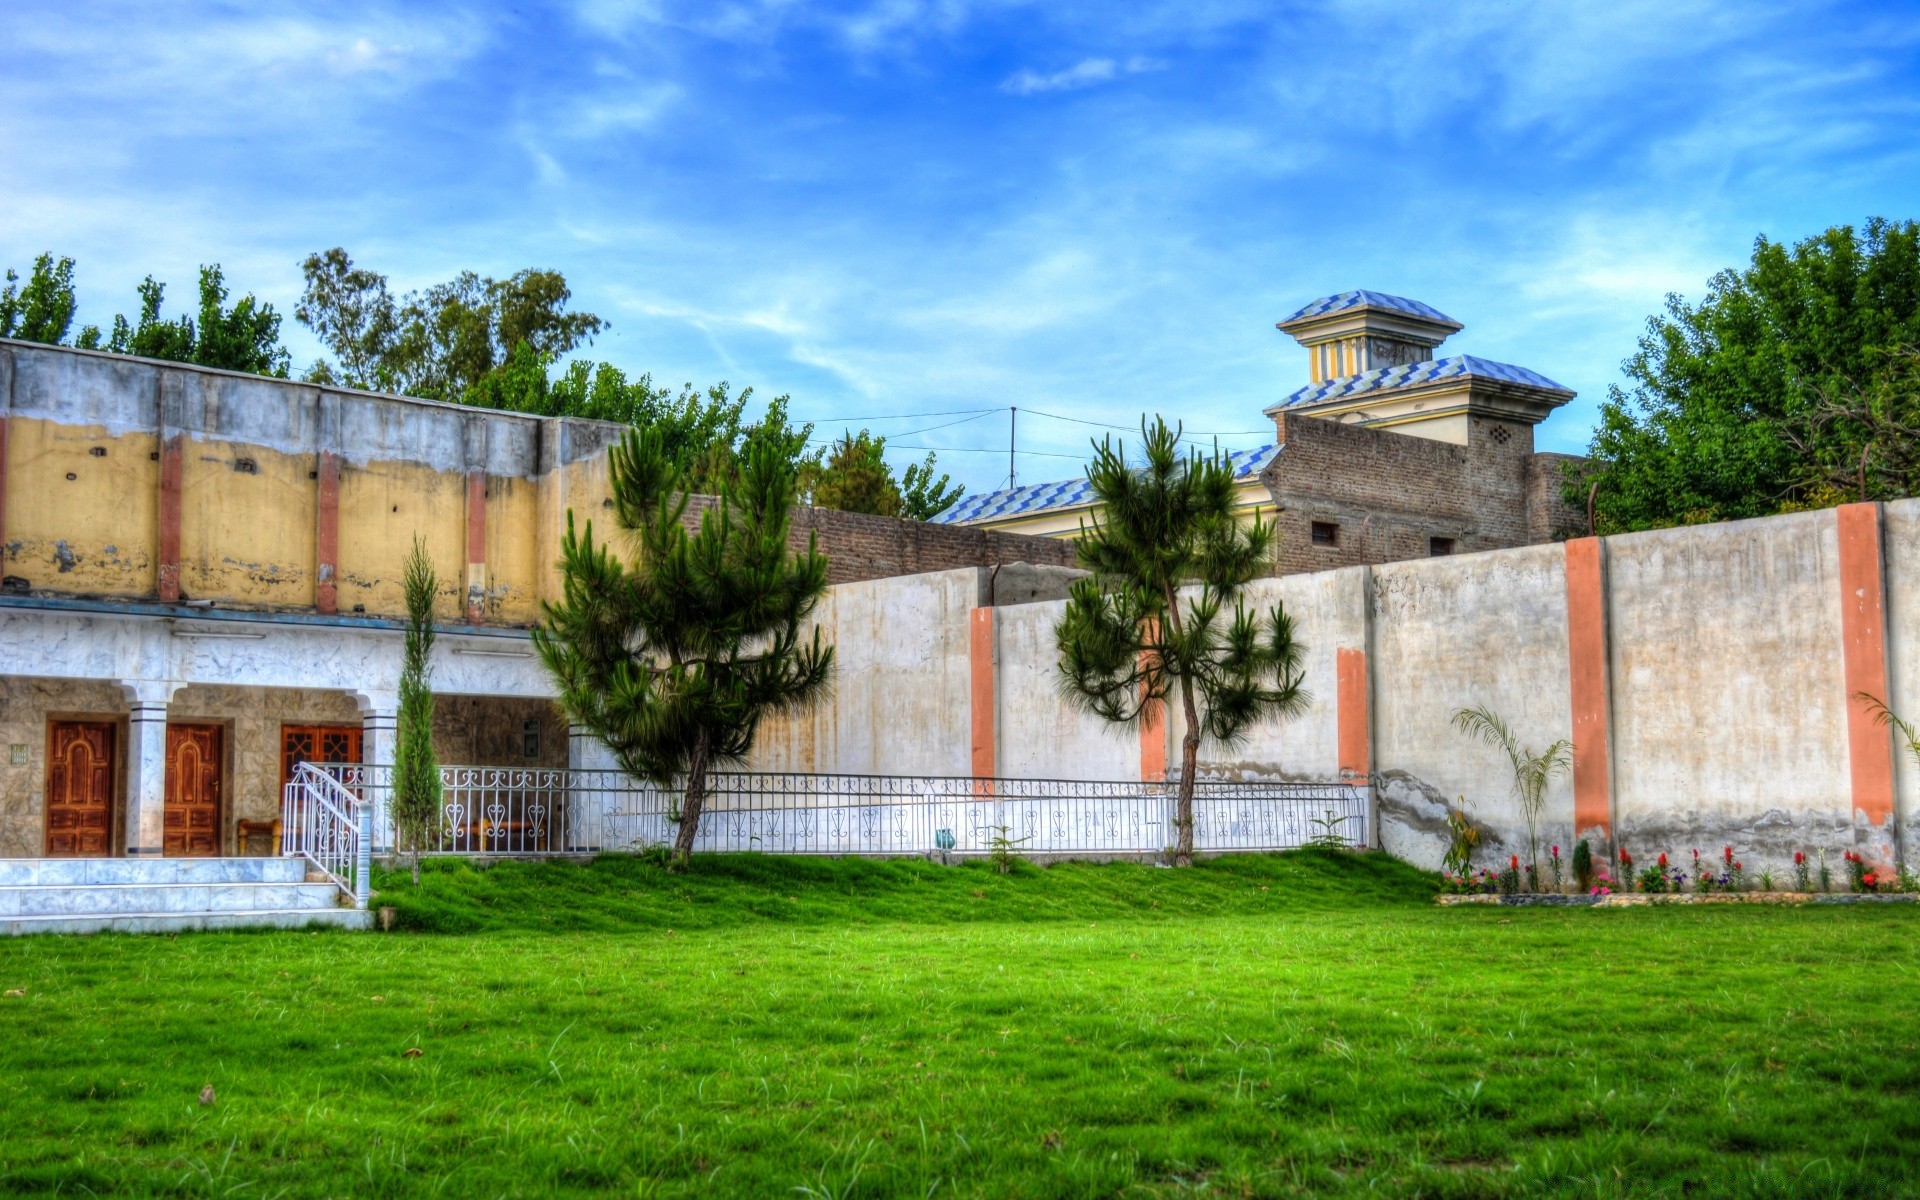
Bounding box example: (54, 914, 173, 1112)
(1437, 891, 1920, 907)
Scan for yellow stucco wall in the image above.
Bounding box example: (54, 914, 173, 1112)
(335, 458, 470, 620)
(178, 438, 316, 607)
(484, 474, 542, 624)
(5, 418, 158, 595)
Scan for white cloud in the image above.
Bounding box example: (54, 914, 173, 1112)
(1000, 55, 1164, 96)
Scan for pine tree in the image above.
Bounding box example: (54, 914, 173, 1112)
(392, 538, 441, 885)
(534, 427, 835, 866)
(1056, 418, 1309, 866)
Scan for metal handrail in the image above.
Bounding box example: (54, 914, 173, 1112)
(281, 761, 372, 908)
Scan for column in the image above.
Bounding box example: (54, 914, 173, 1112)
(1564, 537, 1616, 854)
(157, 372, 185, 603)
(121, 681, 178, 856)
(359, 696, 398, 853)
(463, 417, 490, 624)
(1139, 618, 1167, 782)
(314, 391, 343, 615)
(969, 606, 995, 784)
(1836, 502, 1898, 867)
(566, 723, 603, 851)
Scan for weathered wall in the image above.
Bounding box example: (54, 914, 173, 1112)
(750, 568, 980, 776)
(0, 340, 1067, 623)
(1369, 544, 1573, 869)
(1606, 511, 1852, 860)
(994, 597, 1134, 781)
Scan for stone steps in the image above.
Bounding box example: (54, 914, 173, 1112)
(0, 857, 310, 886)
(3, 908, 372, 936)
(0, 857, 369, 936)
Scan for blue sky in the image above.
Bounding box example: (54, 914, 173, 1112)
(4, 1, 1918, 495)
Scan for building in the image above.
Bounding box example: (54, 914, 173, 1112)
(0, 337, 1069, 913)
(938, 291, 1589, 569)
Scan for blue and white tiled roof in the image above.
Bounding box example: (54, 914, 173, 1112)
(1281, 290, 1460, 327)
(1268, 354, 1573, 413)
(934, 443, 1279, 526)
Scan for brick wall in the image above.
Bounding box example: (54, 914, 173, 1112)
(1528, 452, 1590, 542)
(682, 497, 1079, 585)
(1260, 412, 1589, 575)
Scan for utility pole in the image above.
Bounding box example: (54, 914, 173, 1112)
(1009, 406, 1017, 489)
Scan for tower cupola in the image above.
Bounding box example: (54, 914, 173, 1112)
(1277, 290, 1462, 383)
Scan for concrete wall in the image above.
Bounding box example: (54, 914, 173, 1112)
(0, 340, 1072, 625)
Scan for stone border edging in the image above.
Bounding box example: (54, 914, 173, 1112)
(1436, 892, 1920, 907)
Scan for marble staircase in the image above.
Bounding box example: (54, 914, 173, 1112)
(0, 857, 372, 935)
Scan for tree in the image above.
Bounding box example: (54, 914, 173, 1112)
(901, 453, 964, 520)
(295, 249, 605, 401)
(1056, 418, 1309, 867)
(1450, 705, 1571, 888)
(392, 538, 442, 886)
(295, 247, 398, 389)
(0, 254, 78, 344)
(807, 430, 965, 521)
(812, 430, 902, 515)
(533, 427, 834, 866)
(96, 267, 290, 376)
(1578, 218, 1920, 531)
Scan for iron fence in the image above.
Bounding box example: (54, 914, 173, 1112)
(295, 764, 1369, 860)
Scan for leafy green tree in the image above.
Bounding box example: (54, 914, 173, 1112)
(807, 430, 964, 521)
(534, 428, 834, 866)
(1579, 218, 1920, 531)
(97, 267, 289, 376)
(296, 249, 605, 401)
(901, 453, 963, 520)
(0, 254, 79, 344)
(812, 430, 902, 515)
(1056, 418, 1309, 867)
(1451, 705, 1571, 888)
(295, 248, 398, 389)
(392, 538, 442, 886)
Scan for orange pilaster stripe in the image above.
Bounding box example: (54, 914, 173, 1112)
(0, 415, 9, 568)
(969, 607, 995, 782)
(465, 470, 486, 623)
(315, 450, 339, 615)
(1336, 647, 1369, 780)
(157, 432, 184, 603)
(1139, 695, 1166, 783)
(1564, 537, 1613, 842)
(1139, 622, 1166, 782)
(1837, 502, 1896, 834)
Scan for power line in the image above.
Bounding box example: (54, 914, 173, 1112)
(800, 405, 999, 424)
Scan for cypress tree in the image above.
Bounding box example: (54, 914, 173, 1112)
(393, 537, 441, 885)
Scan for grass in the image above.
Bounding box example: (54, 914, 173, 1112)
(0, 849, 1917, 1197)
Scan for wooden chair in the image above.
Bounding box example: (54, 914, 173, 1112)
(235, 818, 283, 856)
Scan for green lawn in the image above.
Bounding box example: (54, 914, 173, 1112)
(2, 850, 1917, 1198)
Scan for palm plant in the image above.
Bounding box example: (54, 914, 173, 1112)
(1451, 705, 1571, 886)
(534, 426, 835, 866)
(1056, 417, 1310, 866)
(1858, 693, 1920, 770)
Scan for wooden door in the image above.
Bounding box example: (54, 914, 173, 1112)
(281, 724, 363, 793)
(45, 721, 116, 857)
(163, 724, 223, 857)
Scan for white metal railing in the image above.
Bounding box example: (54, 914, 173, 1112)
(281, 761, 372, 907)
(310, 764, 1370, 860)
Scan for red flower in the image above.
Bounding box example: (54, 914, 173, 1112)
(1510, 855, 1520, 869)
(1735, 861, 1743, 871)
(1723, 846, 1734, 865)
(1864, 872, 1879, 888)
(1552, 845, 1561, 858)
(1658, 853, 1668, 867)
(1795, 851, 1805, 865)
